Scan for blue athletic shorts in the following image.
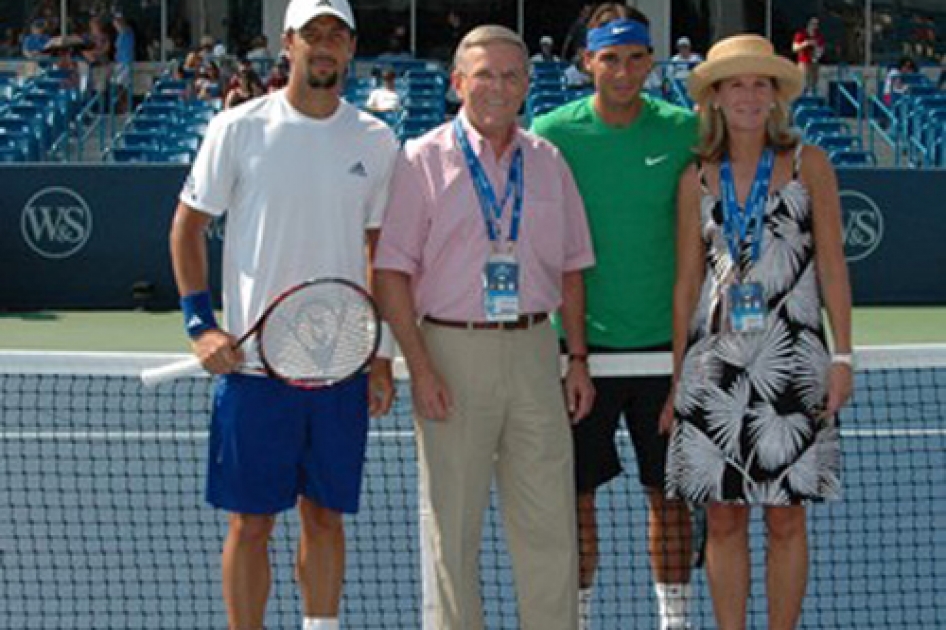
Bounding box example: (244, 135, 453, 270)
(205, 373, 369, 515)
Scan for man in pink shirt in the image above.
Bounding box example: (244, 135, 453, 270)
(375, 24, 595, 630)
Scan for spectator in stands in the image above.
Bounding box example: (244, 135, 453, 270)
(670, 33, 851, 630)
(793, 16, 825, 95)
(246, 34, 271, 61)
(21, 19, 50, 59)
(883, 56, 918, 105)
(563, 46, 592, 88)
(0, 27, 22, 58)
(83, 17, 112, 94)
(265, 56, 290, 92)
(531, 35, 561, 64)
(112, 13, 136, 113)
(668, 36, 703, 81)
(184, 34, 215, 71)
(376, 23, 594, 630)
(224, 63, 264, 109)
(44, 37, 83, 90)
(562, 4, 593, 62)
(83, 17, 112, 64)
(365, 68, 401, 113)
(194, 60, 221, 102)
(531, 5, 698, 629)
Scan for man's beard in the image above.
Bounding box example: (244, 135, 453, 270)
(307, 70, 340, 90)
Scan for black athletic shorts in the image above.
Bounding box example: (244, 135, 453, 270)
(571, 343, 672, 493)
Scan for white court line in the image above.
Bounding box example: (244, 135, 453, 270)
(1, 429, 945, 441)
(0, 430, 416, 441)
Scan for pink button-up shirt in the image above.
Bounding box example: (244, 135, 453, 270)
(375, 112, 595, 321)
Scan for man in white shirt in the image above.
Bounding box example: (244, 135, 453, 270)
(365, 68, 401, 112)
(530, 35, 561, 64)
(667, 36, 703, 81)
(169, 1, 398, 629)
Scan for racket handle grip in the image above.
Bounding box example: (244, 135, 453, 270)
(140, 356, 204, 387)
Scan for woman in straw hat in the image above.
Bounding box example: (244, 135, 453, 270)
(660, 35, 853, 629)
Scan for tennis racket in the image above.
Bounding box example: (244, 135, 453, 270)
(141, 278, 381, 388)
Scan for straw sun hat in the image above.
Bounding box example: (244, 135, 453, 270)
(688, 34, 803, 105)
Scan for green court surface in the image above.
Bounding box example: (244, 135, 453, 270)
(0, 307, 944, 352)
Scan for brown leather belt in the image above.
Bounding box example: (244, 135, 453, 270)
(424, 312, 548, 330)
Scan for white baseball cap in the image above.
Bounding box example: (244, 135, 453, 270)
(540, 35, 553, 46)
(677, 36, 692, 48)
(284, 0, 356, 33)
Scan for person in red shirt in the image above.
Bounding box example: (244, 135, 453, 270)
(792, 17, 825, 94)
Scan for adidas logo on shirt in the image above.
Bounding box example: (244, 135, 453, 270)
(349, 161, 367, 177)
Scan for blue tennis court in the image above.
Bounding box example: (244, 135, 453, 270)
(1, 349, 944, 629)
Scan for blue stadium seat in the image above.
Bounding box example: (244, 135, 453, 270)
(161, 148, 195, 163)
(154, 78, 189, 92)
(830, 149, 876, 167)
(137, 102, 182, 120)
(128, 116, 171, 133)
(165, 133, 202, 151)
(148, 92, 187, 105)
(805, 118, 849, 139)
(403, 96, 444, 116)
(528, 92, 569, 117)
(5, 105, 50, 153)
(816, 134, 862, 152)
(0, 146, 23, 162)
(0, 121, 40, 160)
(792, 95, 827, 113)
(404, 69, 446, 85)
(120, 131, 163, 149)
(794, 105, 835, 129)
(111, 147, 167, 163)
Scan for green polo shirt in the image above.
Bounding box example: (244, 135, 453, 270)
(532, 94, 698, 349)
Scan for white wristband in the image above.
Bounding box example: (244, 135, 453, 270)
(831, 353, 853, 367)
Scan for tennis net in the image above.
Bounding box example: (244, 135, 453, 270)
(1, 347, 944, 629)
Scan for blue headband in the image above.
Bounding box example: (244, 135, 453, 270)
(587, 18, 651, 52)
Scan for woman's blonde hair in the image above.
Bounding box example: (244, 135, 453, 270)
(696, 78, 799, 161)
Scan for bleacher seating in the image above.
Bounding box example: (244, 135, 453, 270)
(345, 65, 449, 144)
(0, 67, 96, 163)
(830, 149, 877, 167)
(105, 74, 220, 163)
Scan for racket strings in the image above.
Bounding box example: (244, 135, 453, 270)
(260, 283, 377, 384)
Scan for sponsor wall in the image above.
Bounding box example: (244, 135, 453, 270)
(0, 165, 944, 309)
(0, 165, 222, 310)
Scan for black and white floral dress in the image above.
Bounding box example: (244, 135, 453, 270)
(665, 146, 841, 506)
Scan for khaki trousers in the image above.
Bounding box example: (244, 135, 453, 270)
(417, 320, 578, 630)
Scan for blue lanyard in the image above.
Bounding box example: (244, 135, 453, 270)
(453, 118, 523, 247)
(720, 149, 774, 267)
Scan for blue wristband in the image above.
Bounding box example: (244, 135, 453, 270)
(181, 290, 219, 340)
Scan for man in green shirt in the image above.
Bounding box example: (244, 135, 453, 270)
(532, 4, 698, 629)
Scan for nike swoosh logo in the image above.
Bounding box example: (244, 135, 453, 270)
(645, 155, 669, 167)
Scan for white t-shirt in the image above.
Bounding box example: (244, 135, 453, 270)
(564, 64, 591, 88)
(668, 53, 703, 80)
(365, 86, 401, 112)
(181, 91, 399, 363)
